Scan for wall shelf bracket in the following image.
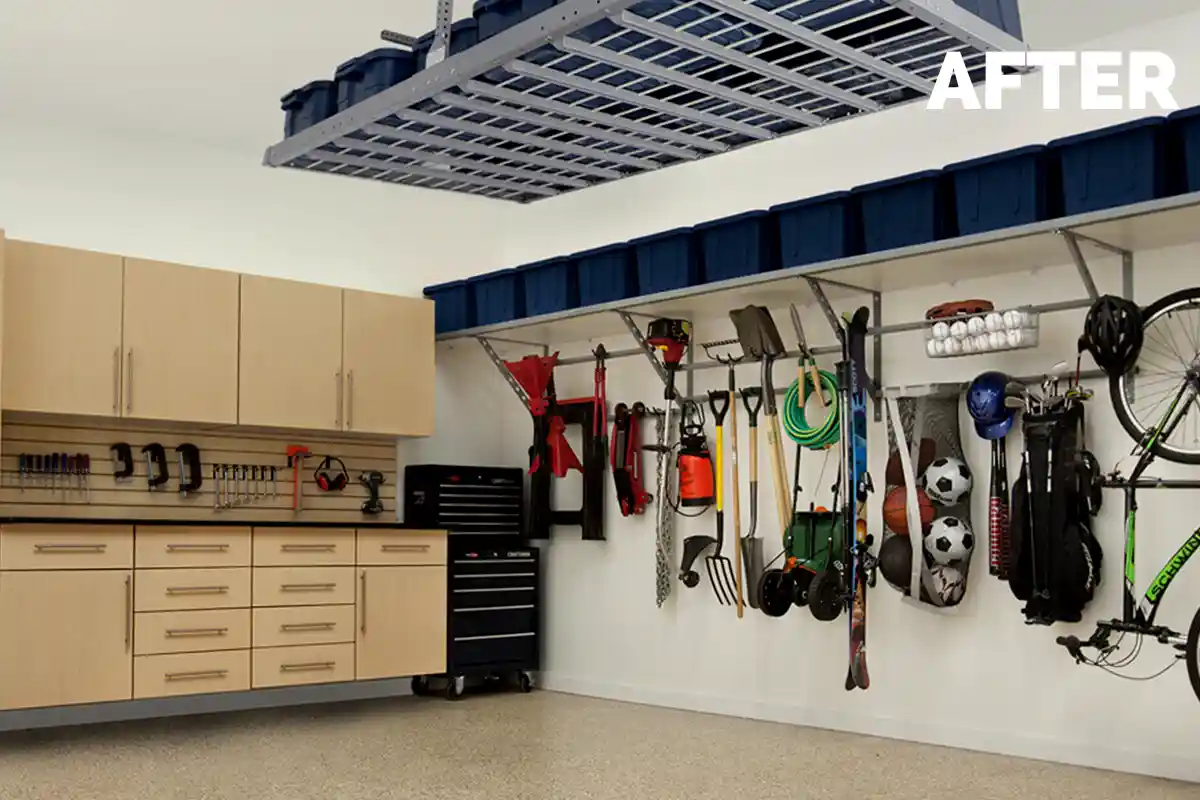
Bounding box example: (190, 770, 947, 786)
(476, 336, 532, 408)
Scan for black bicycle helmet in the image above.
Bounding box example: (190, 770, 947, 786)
(1079, 294, 1143, 377)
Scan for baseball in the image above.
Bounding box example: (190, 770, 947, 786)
(1007, 328, 1023, 347)
(950, 320, 968, 340)
(962, 336, 975, 353)
(932, 321, 950, 341)
(1002, 310, 1017, 330)
(975, 333, 992, 352)
(967, 316, 985, 336)
(989, 331, 1005, 349)
(934, 338, 947, 355)
(926, 338, 939, 357)
(986, 312, 1004, 332)
(947, 337, 962, 354)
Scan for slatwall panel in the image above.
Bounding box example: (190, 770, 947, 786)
(0, 413, 396, 522)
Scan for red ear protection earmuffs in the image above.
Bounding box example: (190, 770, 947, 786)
(314, 456, 348, 492)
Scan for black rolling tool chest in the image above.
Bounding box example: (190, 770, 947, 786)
(404, 465, 539, 690)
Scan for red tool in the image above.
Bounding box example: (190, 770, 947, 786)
(286, 445, 311, 511)
(610, 402, 651, 516)
(593, 345, 608, 438)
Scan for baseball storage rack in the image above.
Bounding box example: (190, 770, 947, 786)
(263, 0, 1025, 202)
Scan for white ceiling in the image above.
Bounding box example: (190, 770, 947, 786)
(0, 0, 1195, 155)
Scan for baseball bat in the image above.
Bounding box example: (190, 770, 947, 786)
(996, 438, 1011, 580)
(988, 439, 1002, 576)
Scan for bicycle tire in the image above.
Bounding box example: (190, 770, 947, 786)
(1109, 287, 1200, 465)
(1187, 606, 1200, 703)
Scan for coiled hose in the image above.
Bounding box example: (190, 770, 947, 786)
(782, 367, 840, 449)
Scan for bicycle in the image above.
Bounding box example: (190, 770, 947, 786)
(1057, 288, 1200, 700)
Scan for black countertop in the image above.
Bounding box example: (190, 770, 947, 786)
(0, 517, 433, 530)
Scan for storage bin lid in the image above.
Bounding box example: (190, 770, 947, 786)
(334, 55, 364, 81)
(474, 266, 523, 283)
(360, 47, 416, 65)
(851, 169, 942, 193)
(1048, 116, 1166, 147)
(693, 210, 769, 231)
(943, 144, 1046, 173)
(1168, 104, 1200, 123)
(768, 190, 850, 213)
(628, 227, 694, 246)
(571, 241, 631, 260)
(516, 255, 570, 273)
(423, 278, 470, 295)
(452, 18, 479, 32)
(474, 0, 518, 10)
(280, 80, 335, 108)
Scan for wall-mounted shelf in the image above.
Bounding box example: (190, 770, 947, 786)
(263, 0, 1025, 203)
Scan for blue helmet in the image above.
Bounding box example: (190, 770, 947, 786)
(967, 371, 1013, 440)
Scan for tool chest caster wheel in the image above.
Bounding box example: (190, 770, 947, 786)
(411, 676, 430, 696)
(445, 675, 465, 701)
(518, 672, 533, 693)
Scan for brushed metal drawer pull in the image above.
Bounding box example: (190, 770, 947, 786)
(165, 627, 228, 638)
(280, 583, 336, 592)
(280, 661, 335, 673)
(35, 543, 106, 553)
(280, 544, 337, 553)
(380, 544, 430, 552)
(166, 543, 230, 553)
(280, 622, 336, 632)
(166, 586, 229, 595)
(166, 669, 228, 682)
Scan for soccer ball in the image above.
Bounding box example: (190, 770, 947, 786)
(927, 563, 967, 606)
(924, 516, 975, 565)
(922, 456, 972, 506)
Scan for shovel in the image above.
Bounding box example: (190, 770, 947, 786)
(723, 358, 746, 617)
(740, 387, 765, 609)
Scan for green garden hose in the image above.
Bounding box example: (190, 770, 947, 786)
(782, 368, 840, 449)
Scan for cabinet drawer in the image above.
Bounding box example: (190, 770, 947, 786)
(134, 650, 250, 699)
(253, 605, 355, 648)
(135, 527, 251, 568)
(253, 528, 354, 566)
(452, 632, 537, 669)
(0, 525, 133, 570)
(134, 608, 251, 655)
(356, 530, 447, 566)
(253, 567, 355, 607)
(135, 568, 251, 612)
(452, 606, 536, 639)
(252, 643, 354, 688)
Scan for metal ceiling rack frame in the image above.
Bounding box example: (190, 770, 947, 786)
(265, 0, 1026, 202)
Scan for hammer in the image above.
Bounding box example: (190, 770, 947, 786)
(286, 445, 311, 512)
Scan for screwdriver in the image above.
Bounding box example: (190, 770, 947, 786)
(17, 454, 26, 492)
(82, 454, 92, 502)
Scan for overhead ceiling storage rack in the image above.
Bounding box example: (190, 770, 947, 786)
(263, 0, 1026, 202)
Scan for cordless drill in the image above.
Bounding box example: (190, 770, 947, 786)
(359, 471, 386, 515)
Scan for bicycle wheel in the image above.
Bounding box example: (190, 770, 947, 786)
(1187, 606, 1200, 703)
(1110, 287, 1200, 464)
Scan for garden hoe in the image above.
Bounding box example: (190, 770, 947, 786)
(740, 386, 765, 609)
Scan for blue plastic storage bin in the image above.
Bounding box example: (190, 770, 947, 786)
(1169, 106, 1200, 193)
(695, 211, 779, 284)
(474, 0, 522, 39)
(575, 243, 637, 306)
(944, 145, 1055, 236)
(631, 228, 701, 296)
(854, 170, 956, 253)
(1049, 117, 1168, 216)
(473, 268, 526, 326)
(334, 48, 416, 111)
(519, 257, 579, 318)
(280, 80, 337, 137)
(770, 191, 860, 268)
(424, 279, 476, 334)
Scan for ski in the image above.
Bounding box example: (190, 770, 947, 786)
(845, 307, 872, 692)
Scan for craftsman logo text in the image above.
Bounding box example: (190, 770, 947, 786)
(928, 51, 1178, 111)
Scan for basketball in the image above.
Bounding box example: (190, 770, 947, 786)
(882, 486, 935, 535)
(884, 438, 937, 486)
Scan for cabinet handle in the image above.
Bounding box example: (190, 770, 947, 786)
(360, 570, 367, 634)
(280, 661, 335, 673)
(165, 627, 228, 638)
(166, 585, 229, 595)
(280, 543, 336, 553)
(279, 582, 336, 592)
(166, 669, 228, 682)
(335, 371, 343, 429)
(280, 622, 336, 632)
(346, 370, 354, 430)
(381, 544, 430, 553)
(124, 575, 132, 651)
(126, 349, 133, 413)
(35, 543, 106, 553)
(166, 543, 229, 553)
(112, 347, 121, 414)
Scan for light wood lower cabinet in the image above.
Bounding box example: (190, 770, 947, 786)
(0, 570, 133, 710)
(252, 643, 355, 688)
(356, 566, 447, 680)
(134, 650, 251, 698)
(134, 608, 251, 655)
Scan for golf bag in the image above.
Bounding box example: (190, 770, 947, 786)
(1008, 403, 1103, 625)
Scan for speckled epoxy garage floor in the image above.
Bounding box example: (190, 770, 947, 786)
(0, 692, 1190, 800)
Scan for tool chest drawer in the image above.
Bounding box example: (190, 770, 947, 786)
(453, 632, 537, 668)
(451, 606, 536, 639)
(134, 608, 251, 655)
(356, 530, 447, 566)
(253, 605, 355, 648)
(135, 527, 251, 568)
(134, 649, 251, 699)
(447, 547, 540, 673)
(135, 567, 252, 612)
(252, 528, 354, 566)
(404, 465, 524, 541)
(252, 642, 354, 688)
(252, 566, 355, 607)
(0, 524, 133, 570)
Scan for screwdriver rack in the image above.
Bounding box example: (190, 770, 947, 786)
(15, 453, 93, 501)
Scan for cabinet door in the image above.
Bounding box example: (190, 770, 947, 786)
(342, 290, 434, 436)
(2, 242, 124, 416)
(239, 275, 343, 431)
(123, 259, 239, 424)
(355, 566, 446, 680)
(0, 570, 133, 710)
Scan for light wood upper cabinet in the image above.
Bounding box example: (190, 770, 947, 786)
(2, 242, 124, 417)
(239, 275, 343, 431)
(342, 290, 435, 436)
(0, 570, 133, 710)
(356, 566, 446, 680)
(123, 259, 240, 424)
